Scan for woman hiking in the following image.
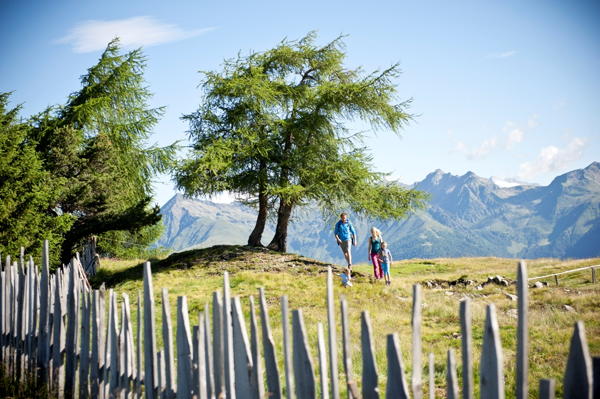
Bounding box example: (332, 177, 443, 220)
(367, 227, 383, 279)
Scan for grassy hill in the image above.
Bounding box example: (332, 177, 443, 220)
(94, 247, 600, 398)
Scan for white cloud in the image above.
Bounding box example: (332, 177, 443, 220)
(518, 137, 586, 179)
(455, 137, 498, 160)
(487, 50, 517, 59)
(506, 128, 524, 149)
(57, 16, 215, 53)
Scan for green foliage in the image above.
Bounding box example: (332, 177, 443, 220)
(177, 32, 427, 250)
(1, 39, 176, 264)
(98, 223, 169, 259)
(0, 93, 74, 266)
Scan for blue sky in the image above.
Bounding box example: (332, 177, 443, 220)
(2, 0, 599, 206)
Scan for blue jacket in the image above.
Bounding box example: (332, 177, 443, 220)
(334, 220, 356, 242)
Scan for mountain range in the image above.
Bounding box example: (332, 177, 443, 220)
(155, 162, 600, 262)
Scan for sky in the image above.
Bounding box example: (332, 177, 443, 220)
(2, 0, 599, 207)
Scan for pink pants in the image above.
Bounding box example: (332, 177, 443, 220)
(370, 253, 383, 279)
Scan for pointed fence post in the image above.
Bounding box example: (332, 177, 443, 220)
(326, 267, 339, 399)
(223, 272, 236, 399)
(249, 296, 265, 399)
(162, 288, 176, 398)
(361, 311, 379, 399)
(412, 284, 423, 399)
(193, 314, 207, 399)
(385, 333, 410, 399)
(79, 291, 91, 398)
(480, 304, 504, 399)
(292, 309, 316, 399)
(108, 290, 120, 398)
(317, 323, 329, 399)
(259, 288, 281, 399)
(51, 269, 66, 398)
(516, 261, 528, 399)
(538, 379, 555, 399)
(446, 350, 459, 399)
(213, 291, 225, 398)
(340, 296, 358, 399)
(563, 321, 592, 399)
(232, 296, 254, 399)
(203, 303, 215, 399)
(91, 289, 105, 398)
(65, 260, 80, 398)
(136, 292, 143, 399)
(122, 293, 136, 398)
(429, 353, 434, 399)
(38, 240, 51, 383)
(460, 298, 473, 399)
(143, 262, 158, 399)
(282, 295, 294, 399)
(177, 296, 194, 399)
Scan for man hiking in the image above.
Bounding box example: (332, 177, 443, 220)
(334, 212, 357, 270)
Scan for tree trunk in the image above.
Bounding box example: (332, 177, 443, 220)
(268, 199, 294, 252)
(247, 190, 268, 247)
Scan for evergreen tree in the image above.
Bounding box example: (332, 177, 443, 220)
(0, 93, 72, 265)
(179, 33, 427, 252)
(29, 39, 176, 263)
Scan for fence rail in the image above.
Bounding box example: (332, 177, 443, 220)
(0, 242, 598, 398)
(528, 264, 599, 285)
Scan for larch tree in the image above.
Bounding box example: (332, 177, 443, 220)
(178, 32, 427, 252)
(29, 39, 176, 263)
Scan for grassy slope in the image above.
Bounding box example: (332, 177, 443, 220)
(95, 246, 600, 398)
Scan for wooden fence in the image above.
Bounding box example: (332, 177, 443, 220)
(0, 240, 597, 399)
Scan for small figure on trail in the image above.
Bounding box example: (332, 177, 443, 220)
(367, 227, 384, 280)
(378, 241, 393, 286)
(340, 267, 353, 287)
(334, 212, 357, 271)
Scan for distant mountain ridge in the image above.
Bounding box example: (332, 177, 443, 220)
(156, 162, 600, 262)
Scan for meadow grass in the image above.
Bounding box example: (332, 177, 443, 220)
(94, 249, 600, 399)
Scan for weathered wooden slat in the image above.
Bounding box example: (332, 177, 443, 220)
(15, 254, 26, 381)
(326, 267, 339, 399)
(538, 379, 555, 399)
(361, 311, 379, 399)
(429, 353, 434, 399)
(193, 316, 207, 399)
(79, 291, 91, 399)
(292, 309, 315, 399)
(162, 288, 176, 398)
(0, 264, 5, 366)
(65, 260, 80, 397)
(459, 298, 473, 399)
(143, 261, 158, 399)
(91, 288, 105, 399)
(232, 296, 253, 399)
(51, 268, 66, 398)
(516, 261, 528, 399)
(259, 288, 281, 399)
(108, 290, 120, 398)
(340, 296, 358, 399)
(281, 295, 294, 399)
(177, 296, 194, 399)
(447, 349, 459, 399)
(223, 272, 236, 399)
(317, 322, 329, 399)
(203, 303, 215, 399)
(249, 295, 264, 399)
(212, 291, 224, 398)
(385, 333, 409, 399)
(122, 293, 136, 399)
(412, 284, 423, 399)
(136, 292, 143, 399)
(563, 321, 592, 399)
(480, 304, 504, 399)
(157, 351, 165, 398)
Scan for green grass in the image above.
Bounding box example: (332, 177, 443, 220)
(93, 247, 600, 399)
